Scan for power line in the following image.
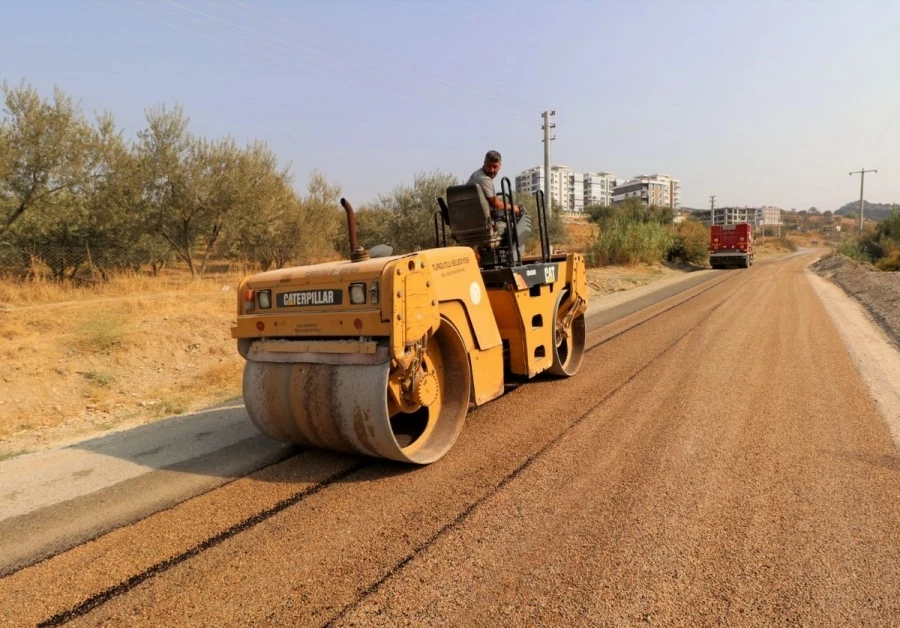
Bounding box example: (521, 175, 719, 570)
(864, 100, 900, 165)
(219, 0, 544, 113)
(91, 0, 329, 77)
(106, 0, 533, 125)
(153, 0, 346, 68)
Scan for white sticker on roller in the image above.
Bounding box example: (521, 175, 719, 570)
(469, 281, 482, 305)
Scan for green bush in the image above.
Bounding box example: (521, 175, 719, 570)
(586, 197, 674, 226)
(837, 240, 874, 263)
(666, 219, 708, 265)
(585, 217, 674, 267)
(837, 207, 900, 270)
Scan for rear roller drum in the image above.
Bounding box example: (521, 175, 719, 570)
(548, 287, 586, 377)
(242, 321, 472, 464)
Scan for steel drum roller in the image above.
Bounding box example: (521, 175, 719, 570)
(242, 322, 472, 464)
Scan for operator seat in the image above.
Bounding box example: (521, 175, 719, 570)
(444, 184, 503, 248)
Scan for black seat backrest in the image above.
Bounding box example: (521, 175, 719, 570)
(444, 184, 501, 248)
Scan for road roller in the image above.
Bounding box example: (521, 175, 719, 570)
(231, 177, 588, 464)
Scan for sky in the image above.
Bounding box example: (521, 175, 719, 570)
(3, 0, 900, 211)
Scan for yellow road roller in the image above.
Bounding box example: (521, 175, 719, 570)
(231, 177, 588, 464)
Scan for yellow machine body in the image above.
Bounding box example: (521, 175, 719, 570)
(232, 188, 587, 464)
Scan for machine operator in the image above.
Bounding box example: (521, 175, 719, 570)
(466, 150, 532, 254)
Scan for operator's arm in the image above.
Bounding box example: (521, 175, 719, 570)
(474, 173, 520, 215)
(486, 192, 521, 215)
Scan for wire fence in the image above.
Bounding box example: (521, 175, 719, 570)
(0, 242, 248, 281)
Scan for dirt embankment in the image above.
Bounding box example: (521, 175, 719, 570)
(811, 253, 900, 349)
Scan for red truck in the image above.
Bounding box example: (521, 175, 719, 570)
(709, 223, 754, 269)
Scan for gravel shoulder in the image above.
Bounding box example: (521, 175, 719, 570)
(810, 251, 900, 350)
(807, 262, 900, 451)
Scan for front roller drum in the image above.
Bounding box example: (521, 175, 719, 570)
(242, 322, 472, 464)
(548, 287, 586, 377)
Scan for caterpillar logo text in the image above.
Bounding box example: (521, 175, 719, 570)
(544, 266, 556, 283)
(277, 290, 343, 307)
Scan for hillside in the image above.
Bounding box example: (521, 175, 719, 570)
(834, 201, 897, 221)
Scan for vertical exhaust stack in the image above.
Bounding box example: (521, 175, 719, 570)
(341, 197, 370, 262)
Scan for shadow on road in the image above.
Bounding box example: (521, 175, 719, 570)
(64, 400, 296, 480)
(65, 398, 425, 486)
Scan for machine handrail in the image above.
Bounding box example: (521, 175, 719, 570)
(500, 176, 522, 266)
(432, 205, 448, 248)
(534, 189, 551, 262)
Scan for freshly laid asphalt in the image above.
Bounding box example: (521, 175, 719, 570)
(4, 251, 900, 626)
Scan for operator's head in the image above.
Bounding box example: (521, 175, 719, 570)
(483, 150, 502, 178)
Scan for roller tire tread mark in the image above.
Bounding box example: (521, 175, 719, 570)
(37, 462, 370, 628)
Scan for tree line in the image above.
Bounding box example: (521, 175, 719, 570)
(0, 79, 565, 281)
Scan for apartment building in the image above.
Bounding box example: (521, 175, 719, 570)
(514, 165, 581, 212)
(757, 206, 782, 226)
(515, 166, 616, 213)
(699, 206, 784, 226)
(569, 171, 584, 213)
(612, 174, 682, 209)
(712, 206, 753, 225)
(583, 172, 616, 207)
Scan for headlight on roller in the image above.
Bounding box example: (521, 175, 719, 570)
(257, 290, 271, 309)
(349, 283, 366, 304)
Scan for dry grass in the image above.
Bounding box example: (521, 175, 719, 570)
(560, 216, 596, 254)
(0, 268, 244, 306)
(0, 267, 247, 456)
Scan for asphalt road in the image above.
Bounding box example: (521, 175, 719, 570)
(3, 252, 900, 626)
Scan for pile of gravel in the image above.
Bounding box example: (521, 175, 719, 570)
(811, 253, 900, 349)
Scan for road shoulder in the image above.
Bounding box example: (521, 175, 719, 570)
(807, 268, 900, 450)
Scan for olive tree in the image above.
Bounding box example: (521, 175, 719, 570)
(0, 80, 92, 238)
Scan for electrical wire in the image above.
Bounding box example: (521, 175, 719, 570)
(92, 0, 331, 77)
(865, 100, 900, 167)
(154, 0, 349, 69)
(221, 0, 545, 113)
(100, 0, 535, 125)
(166, 0, 536, 122)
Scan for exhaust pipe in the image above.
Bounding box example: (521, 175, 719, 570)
(340, 197, 369, 262)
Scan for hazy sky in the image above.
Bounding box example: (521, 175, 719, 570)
(3, 0, 899, 210)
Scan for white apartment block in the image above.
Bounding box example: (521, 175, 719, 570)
(706, 206, 783, 226)
(757, 206, 782, 226)
(514, 165, 577, 212)
(712, 206, 754, 225)
(583, 172, 616, 207)
(515, 165, 616, 213)
(569, 171, 584, 213)
(612, 174, 682, 209)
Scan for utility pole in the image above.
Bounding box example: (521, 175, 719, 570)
(542, 111, 556, 213)
(849, 168, 877, 234)
(709, 195, 716, 226)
